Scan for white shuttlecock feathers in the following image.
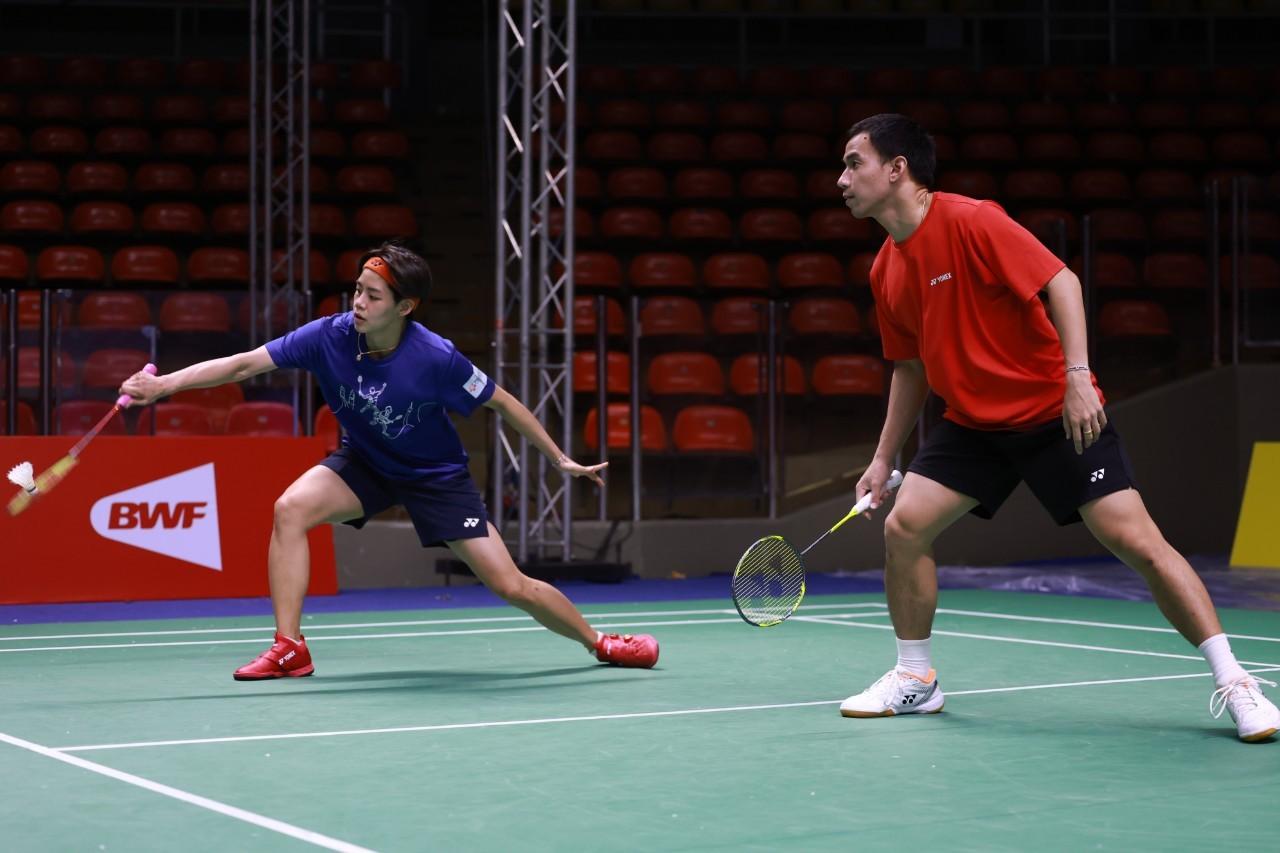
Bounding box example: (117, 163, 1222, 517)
(7, 461, 38, 495)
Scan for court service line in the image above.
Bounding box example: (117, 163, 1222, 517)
(54, 667, 1280, 753)
(0, 731, 373, 852)
(0, 603, 889, 643)
(932, 608, 1280, 644)
(794, 616, 1280, 668)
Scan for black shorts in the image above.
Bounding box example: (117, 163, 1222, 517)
(320, 447, 490, 548)
(907, 417, 1137, 526)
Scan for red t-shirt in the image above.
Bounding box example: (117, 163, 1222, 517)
(870, 192, 1103, 429)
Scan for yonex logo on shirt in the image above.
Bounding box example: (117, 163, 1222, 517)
(929, 272, 953, 287)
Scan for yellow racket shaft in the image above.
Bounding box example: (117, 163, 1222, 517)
(6, 456, 76, 516)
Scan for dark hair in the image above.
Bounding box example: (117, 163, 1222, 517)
(358, 241, 432, 305)
(846, 113, 936, 189)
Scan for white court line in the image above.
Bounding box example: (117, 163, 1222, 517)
(794, 616, 1280, 668)
(54, 666, 1280, 753)
(932, 607, 1280, 644)
(0, 602, 888, 643)
(0, 731, 373, 852)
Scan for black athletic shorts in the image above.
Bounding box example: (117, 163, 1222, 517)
(320, 446, 490, 547)
(907, 417, 1137, 526)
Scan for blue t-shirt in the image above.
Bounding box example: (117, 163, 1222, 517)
(266, 312, 496, 481)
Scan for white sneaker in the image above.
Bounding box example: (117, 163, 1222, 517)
(840, 667, 945, 718)
(1210, 675, 1280, 743)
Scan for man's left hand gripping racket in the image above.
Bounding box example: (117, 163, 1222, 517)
(731, 469, 904, 627)
(6, 363, 156, 516)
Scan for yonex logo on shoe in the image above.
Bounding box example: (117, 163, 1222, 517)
(903, 694, 917, 704)
(89, 463, 222, 571)
(1090, 468, 1106, 482)
(463, 517, 480, 528)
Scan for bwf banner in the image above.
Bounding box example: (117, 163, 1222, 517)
(0, 437, 337, 604)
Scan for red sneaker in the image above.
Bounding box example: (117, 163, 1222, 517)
(594, 633, 659, 668)
(233, 632, 314, 680)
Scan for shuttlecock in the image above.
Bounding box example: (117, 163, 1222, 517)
(7, 461, 37, 495)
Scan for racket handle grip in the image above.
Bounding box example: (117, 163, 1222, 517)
(116, 362, 157, 408)
(853, 469, 904, 513)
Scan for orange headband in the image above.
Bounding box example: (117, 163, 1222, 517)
(363, 256, 397, 288)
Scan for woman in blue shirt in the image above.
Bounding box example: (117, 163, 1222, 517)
(121, 243, 658, 679)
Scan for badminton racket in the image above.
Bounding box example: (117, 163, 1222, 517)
(6, 363, 156, 516)
(731, 469, 904, 627)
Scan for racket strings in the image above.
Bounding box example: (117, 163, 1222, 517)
(731, 536, 805, 626)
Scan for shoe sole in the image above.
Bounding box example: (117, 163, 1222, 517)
(841, 702, 944, 718)
(233, 665, 315, 681)
(1240, 725, 1278, 743)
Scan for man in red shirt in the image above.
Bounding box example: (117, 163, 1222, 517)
(836, 113, 1277, 742)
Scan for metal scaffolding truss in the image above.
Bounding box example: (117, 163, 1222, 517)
(493, 0, 577, 564)
(249, 0, 312, 430)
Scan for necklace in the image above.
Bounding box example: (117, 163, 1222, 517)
(356, 333, 398, 362)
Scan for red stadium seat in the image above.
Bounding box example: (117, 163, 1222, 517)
(309, 204, 347, 239)
(773, 133, 829, 162)
(211, 203, 251, 236)
(596, 99, 650, 128)
(64, 162, 127, 196)
(159, 292, 231, 333)
(606, 167, 667, 200)
(672, 168, 733, 200)
(585, 130, 644, 162)
(582, 66, 628, 94)
(848, 252, 877, 288)
(1144, 253, 1207, 289)
(982, 66, 1029, 97)
(669, 208, 732, 242)
(333, 165, 395, 197)
(69, 201, 133, 235)
(2, 291, 68, 329)
(187, 247, 249, 287)
(151, 95, 206, 124)
(225, 402, 297, 437)
(571, 296, 625, 336)
(939, 170, 998, 198)
(1149, 133, 1208, 164)
(2, 200, 63, 234)
(202, 165, 250, 197)
(1096, 66, 1144, 97)
(135, 402, 215, 436)
(633, 65, 684, 94)
(647, 132, 707, 163)
(653, 100, 711, 129)
(0, 244, 29, 282)
(56, 401, 125, 437)
(88, 93, 144, 123)
(1098, 300, 1171, 338)
(575, 252, 623, 289)
(160, 128, 217, 158)
(1151, 66, 1202, 98)
(864, 303, 880, 338)
(352, 60, 401, 89)
(0, 55, 47, 86)
(544, 208, 594, 240)
(703, 253, 769, 290)
(961, 133, 1019, 162)
(838, 98, 890, 128)
(0, 126, 22, 156)
(692, 66, 740, 94)
(1211, 66, 1257, 98)
(1003, 170, 1066, 202)
(0, 95, 17, 120)
(1135, 169, 1198, 202)
(808, 209, 872, 242)
(1136, 101, 1189, 130)
(94, 126, 151, 157)
(780, 100, 833, 134)
(710, 297, 767, 336)
(805, 169, 842, 203)
(27, 94, 82, 122)
(82, 348, 149, 389)
(750, 66, 802, 98)
(351, 130, 409, 159)
(58, 56, 106, 87)
(583, 404, 667, 452)
(313, 406, 341, 454)
(810, 66, 856, 97)
(116, 58, 167, 88)
(1076, 252, 1139, 289)
(1088, 209, 1147, 244)
(354, 204, 418, 238)
(266, 249, 329, 287)
(672, 405, 754, 453)
(1015, 102, 1072, 130)
(169, 384, 245, 433)
(212, 96, 250, 125)
(178, 58, 227, 89)
(954, 102, 1010, 130)
(141, 202, 206, 237)
(600, 207, 663, 240)
(1222, 254, 1280, 290)
(573, 351, 631, 395)
(1151, 209, 1207, 243)
(1214, 132, 1271, 165)
(1022, 133, 1082, 164)
(334, 99, 390, 124)
(778, 252, 843, 290)
(1198, 102, 1251, 129)
(13, 346, 77, 389)
(865, 68, 915, 97)
(812, 355, 885, 397)
(740, 170, 800, 201)
(0, 400, 38, 435)
(740, 209, 803, 242)
(77, 292, 151, 329)
(311, 129, 347, 159)
(307, 62, 338, 90)
(134, 163, 196, 194)
(647, 352, 725, 396)
(629, 253, 696, 289)
(1016, 209, 1078, 245)
(710, 132, 768, 162)
(899, 100, 951, 132)
(0, 161, 59, 195)
(1084, 132, 1145, 165)
(789, 298, 861, 336)
(111, 246, 179, 285)
(37, 246, 104, 284)
(640, 297, 704, 336)
(31, 126, 91, 157)
(1075, 101, 1131, 130)
(576, 167, 601, 200)
(923, 66, 976, 96)
(1038, 67, 1084, 98)
(1070, 170, 1132, 203)
(728, 354, 805, 397)
(716, 101, 771, 129)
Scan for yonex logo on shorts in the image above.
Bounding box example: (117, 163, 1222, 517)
(463, 517, 480, 528)
(1091, 468, 1106, 482)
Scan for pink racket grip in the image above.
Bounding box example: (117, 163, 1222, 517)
(116, 363, 157, 408)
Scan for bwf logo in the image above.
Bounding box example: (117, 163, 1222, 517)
(89, 463, 223, 571)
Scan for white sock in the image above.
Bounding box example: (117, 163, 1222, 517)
(896, 636, 932, 678)
(588, 631, 602, 654)
(1199, 633, 1248, 687)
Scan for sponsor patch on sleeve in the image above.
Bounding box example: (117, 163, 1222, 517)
(463, 364, 489, 399)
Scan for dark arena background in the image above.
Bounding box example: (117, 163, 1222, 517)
(2, 1, 1279, 850)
